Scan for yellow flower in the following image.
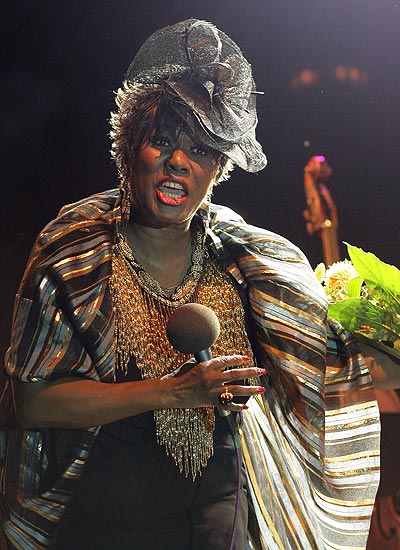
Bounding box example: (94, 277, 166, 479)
(314, 263, 326, 283)
(324, 260, 359, 302)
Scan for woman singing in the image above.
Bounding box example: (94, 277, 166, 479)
(1, 19, 399, 550)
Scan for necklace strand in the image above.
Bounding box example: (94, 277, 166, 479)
(109, 228, 255, 478)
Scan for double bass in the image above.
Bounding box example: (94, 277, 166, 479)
(303, 155, 340, 265)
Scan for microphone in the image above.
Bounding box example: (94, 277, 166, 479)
(166, 303, 220, 362)
(167, 303, 232, 417)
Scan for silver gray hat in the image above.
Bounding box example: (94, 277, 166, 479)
(125, 19, 267, 172)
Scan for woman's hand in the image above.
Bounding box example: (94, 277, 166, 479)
(13, 355, 266, 430)
(163, 354, 266, 412)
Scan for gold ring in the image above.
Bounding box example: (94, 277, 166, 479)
(218, 387, 234, 406)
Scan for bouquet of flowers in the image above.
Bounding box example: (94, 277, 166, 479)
(316, 244, 400, 359)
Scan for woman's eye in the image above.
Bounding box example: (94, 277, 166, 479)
(191, 145, 207, 156)
(151, 136, 172, 147)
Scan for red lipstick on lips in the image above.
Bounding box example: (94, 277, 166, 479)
(156, 178, 188, 206)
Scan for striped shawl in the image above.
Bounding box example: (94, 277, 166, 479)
(0, 189, 380, 549)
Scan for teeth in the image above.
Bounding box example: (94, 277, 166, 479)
(162, 181, 185, 190)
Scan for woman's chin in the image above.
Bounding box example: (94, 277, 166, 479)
(133, 208, 193, 230)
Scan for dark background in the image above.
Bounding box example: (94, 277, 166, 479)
(1, 0, 399, 358)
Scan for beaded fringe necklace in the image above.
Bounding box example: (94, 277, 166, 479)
(108, 228, 254, 479)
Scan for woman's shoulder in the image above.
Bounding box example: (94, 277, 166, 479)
(208, 203, 307, 264)
(37, 188, 120, 247)
(208, 203, 327, 313)
(20, 189, 119, 289)
(55, 188, 120, 221)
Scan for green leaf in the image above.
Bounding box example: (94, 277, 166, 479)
(328, 298, 369, 331)
(328, 297, 399, 342)
(347, 276, 363, 298)
(346, 243, 400, 296)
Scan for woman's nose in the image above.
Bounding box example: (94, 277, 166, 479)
(165, 148, 189, 173)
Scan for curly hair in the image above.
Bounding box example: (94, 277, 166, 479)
(109, 82, 233, 188)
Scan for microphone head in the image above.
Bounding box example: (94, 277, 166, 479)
(166, 303, 220, 355)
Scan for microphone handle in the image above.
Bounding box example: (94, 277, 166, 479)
(194, 348, 213, 362)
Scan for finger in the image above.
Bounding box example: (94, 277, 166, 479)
(206, 355, 253, 371)
(218, 403, 250, 414)
(161, 359, 197, 379)
(220, 384, 266, 398)
(215, 382, 265, 411)
(213, 385, 264, 408)
(220, 366, 267, 382)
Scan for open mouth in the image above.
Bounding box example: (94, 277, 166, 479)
(156, 181, 188, 206)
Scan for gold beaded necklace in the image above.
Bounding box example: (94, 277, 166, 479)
(108, 226, 254, 479)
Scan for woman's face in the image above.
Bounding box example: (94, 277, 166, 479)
(130, 128, 220, 229)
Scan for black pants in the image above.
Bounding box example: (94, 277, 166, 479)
(55, 414, 248, 550)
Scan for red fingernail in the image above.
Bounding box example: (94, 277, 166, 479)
(256, 387, 265, 393)
(242, 356, 251, 362)
(256, 368, 267, 374)
(242, 405, 249, 410)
